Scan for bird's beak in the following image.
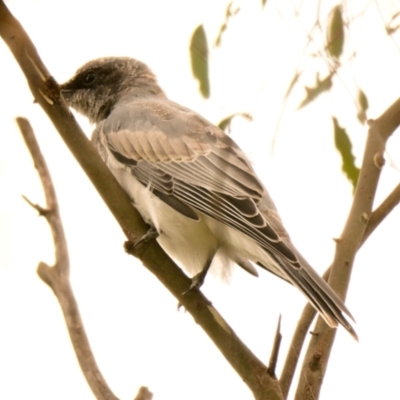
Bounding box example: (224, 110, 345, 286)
(60, 84, 73, 102)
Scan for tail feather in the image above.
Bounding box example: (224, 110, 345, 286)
(258, 253, 358, 341)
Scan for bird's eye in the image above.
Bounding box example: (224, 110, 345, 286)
(82, 72, 97, 86)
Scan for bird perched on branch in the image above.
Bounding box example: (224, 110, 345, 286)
(61, 57, 356, 339)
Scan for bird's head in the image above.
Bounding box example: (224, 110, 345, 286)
(61, 57, 165, 123)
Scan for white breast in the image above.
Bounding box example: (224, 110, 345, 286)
(102, 148, 219, 274)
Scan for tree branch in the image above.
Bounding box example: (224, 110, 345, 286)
(361, 182, 400, 245)
(279, 268, 329, 399)
(17, 117, 119, 400)
(0, 2, 283, 398)
(294, 100, 400, 399)
(267, 315, 282, 378)
(281, 173, 400, 399)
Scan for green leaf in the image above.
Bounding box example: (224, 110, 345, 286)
(333, 117, 359, 191)
(218, 113, 253, 132)
(358, 89, 369, 111)
(327, 6, 344, 59)
(190, 25, 210, 98)
(298, 73, 332, 109)
(357, 89, 369, 124)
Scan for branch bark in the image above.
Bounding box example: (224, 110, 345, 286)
(0, 2, 283, 399)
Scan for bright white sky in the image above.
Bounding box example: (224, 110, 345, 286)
(1, 0, 400, 399)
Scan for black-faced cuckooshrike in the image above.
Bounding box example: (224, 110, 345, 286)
(61, 57, 356, 339)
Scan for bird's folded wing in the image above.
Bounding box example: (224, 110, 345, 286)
(102, 97, 299, 269)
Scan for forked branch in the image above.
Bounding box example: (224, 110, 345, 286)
(17, 117, 119, 400)
(293, 103, 400, 400)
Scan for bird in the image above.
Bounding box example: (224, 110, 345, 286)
(60, 57, 356, 339)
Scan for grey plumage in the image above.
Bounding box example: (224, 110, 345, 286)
(61, 57, 357, 339)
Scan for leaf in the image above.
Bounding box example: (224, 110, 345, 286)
(327, 6, 344, 60)
(298, 73, 333, 109)
(190, 25, 210, 98)
(358, 89, 369, 111)
(333, 117, 359, 191)
(356, 89, 369, 124)
(218, 112, 253, 132)
(214, 2, 240, 47)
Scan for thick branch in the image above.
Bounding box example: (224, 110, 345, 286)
(0, 3, 283, 398)
(17, 117, 119, 400)
(294, 99, 400, 399)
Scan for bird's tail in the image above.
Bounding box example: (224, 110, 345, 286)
(259, 251, 358, 341)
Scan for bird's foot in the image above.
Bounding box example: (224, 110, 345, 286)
(124, 226, 159, 253)
(136, 225, 159, 246)
(182, 261, 211, 295)
(182, 272, 205, 295)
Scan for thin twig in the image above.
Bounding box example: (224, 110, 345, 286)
(268, 315, 282, 377)
(362, 183, 400, 245)
(17, 117, 119, 400)
(21, 194, 49, 215)
(279, 269, 329, 399)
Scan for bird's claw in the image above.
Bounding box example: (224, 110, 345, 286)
(124, 226, 159, 254)
(182, 269, 207, 295)
(134, 225, 159, 247)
